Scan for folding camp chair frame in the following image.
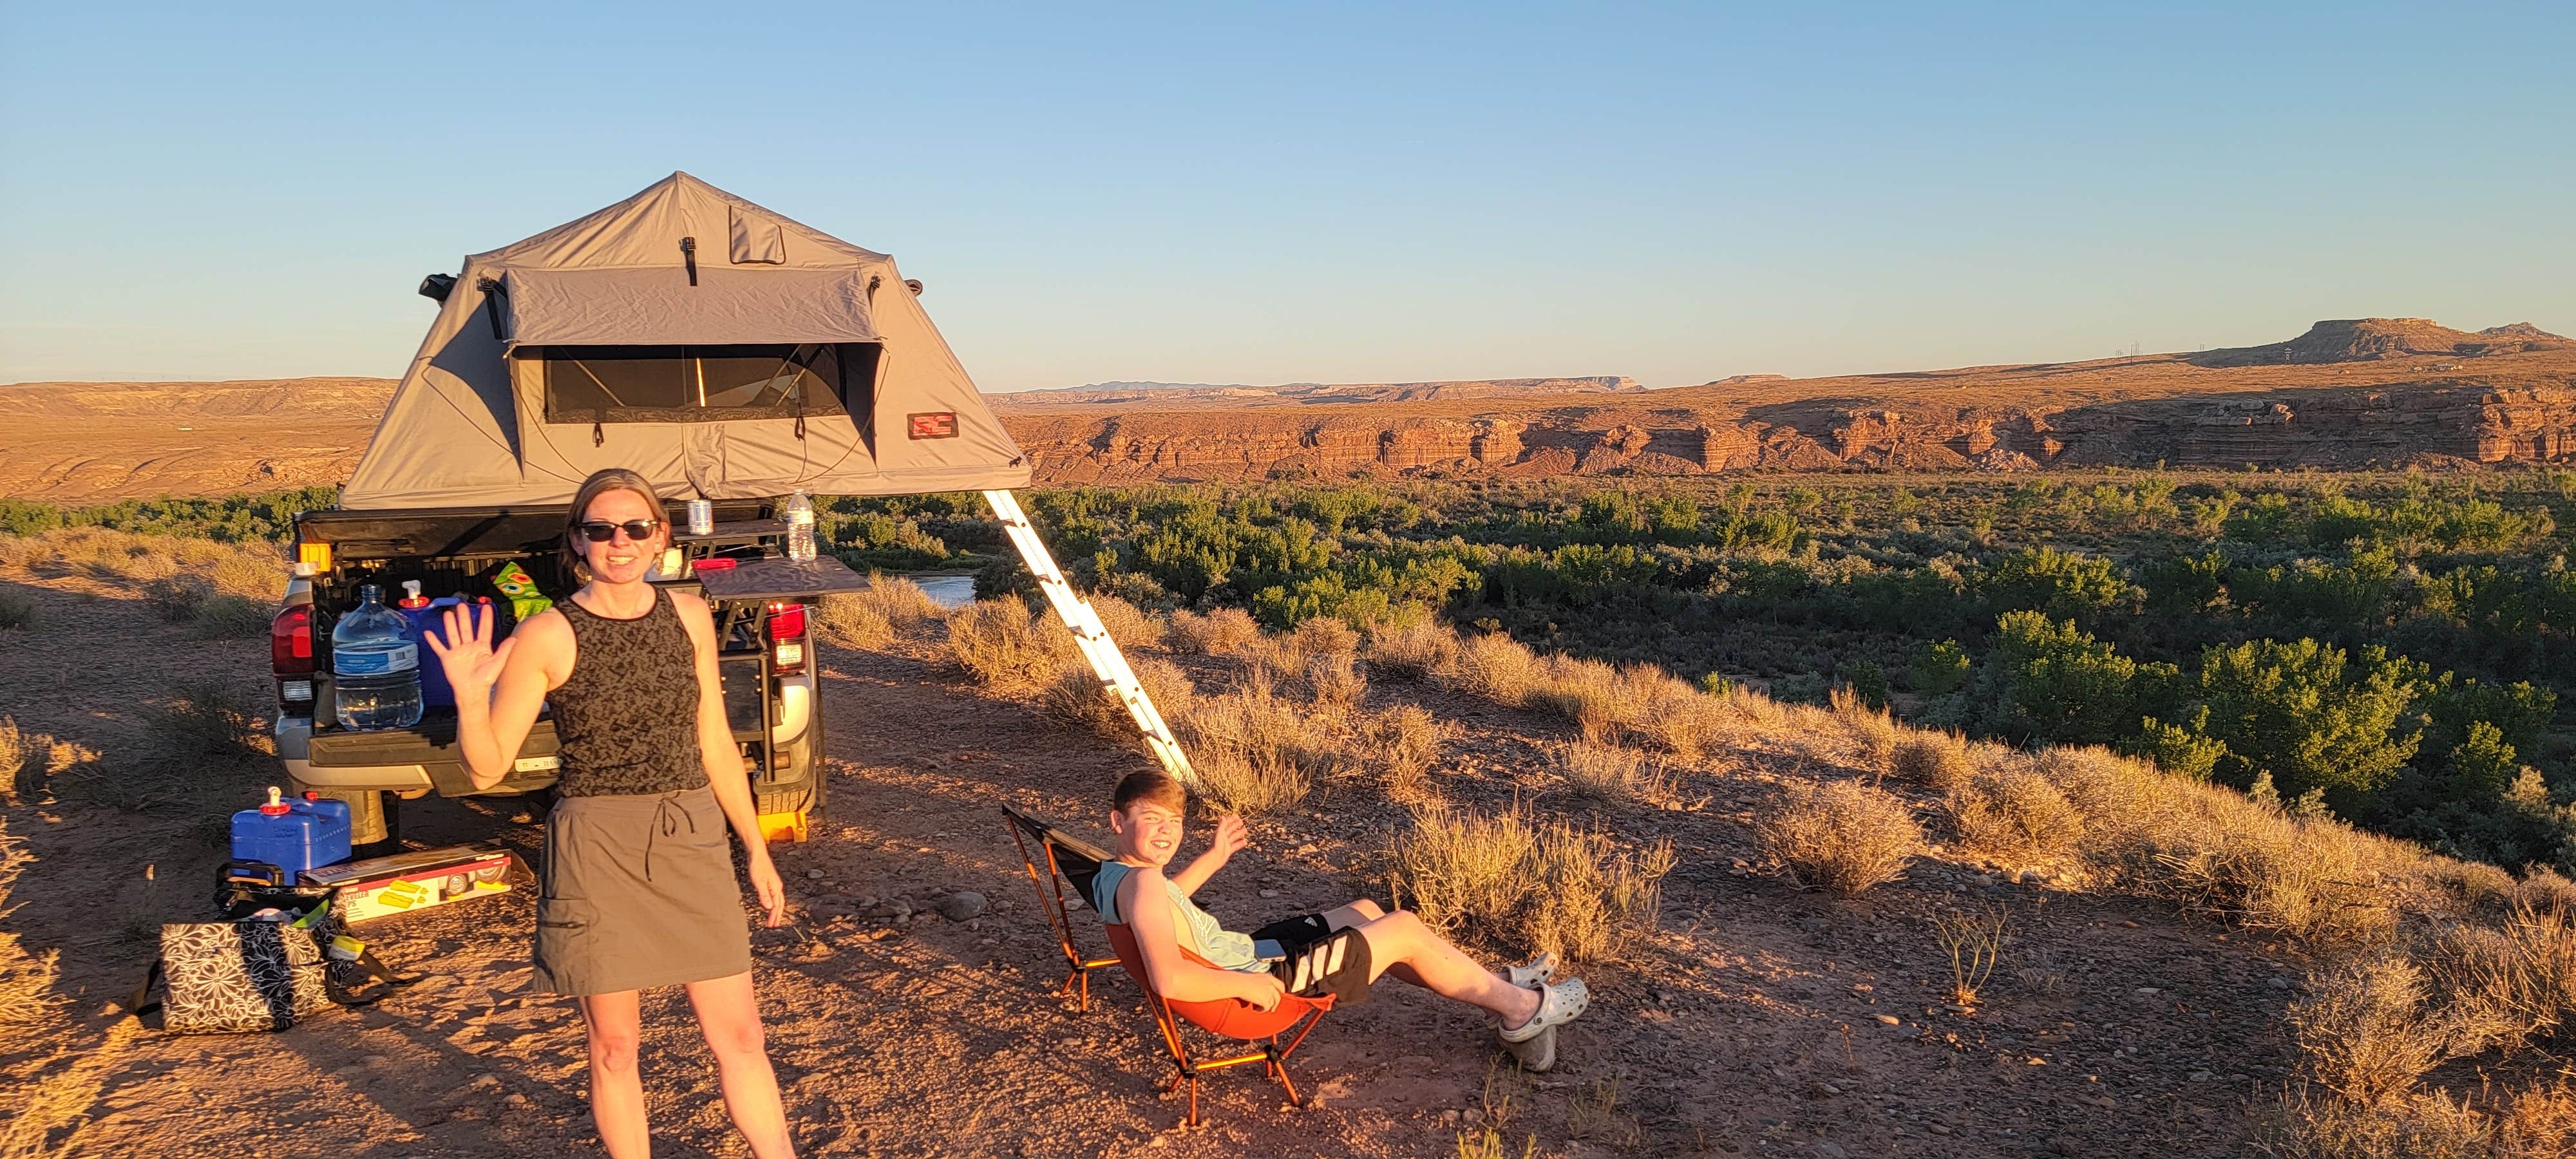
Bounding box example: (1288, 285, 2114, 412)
(1001, 803, 1333, 1127)
(1001, 803, 1121, 1011)
(1104, 921, 1333, 1127)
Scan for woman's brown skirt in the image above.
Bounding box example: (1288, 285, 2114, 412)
(534, 786, 753, 996)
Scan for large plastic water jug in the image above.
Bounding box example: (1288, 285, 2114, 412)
(231, 787, 353, 877)
(333, 583, 423, 730)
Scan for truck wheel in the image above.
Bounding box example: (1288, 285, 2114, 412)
(755, 728, 826, 823)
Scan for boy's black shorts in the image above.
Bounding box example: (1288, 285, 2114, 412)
(1249, 913, 1374, 1006)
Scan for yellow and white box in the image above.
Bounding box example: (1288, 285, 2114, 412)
(299, 845, 514, 923)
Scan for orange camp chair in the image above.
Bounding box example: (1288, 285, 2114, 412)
(1001, 804, 1336, 1127)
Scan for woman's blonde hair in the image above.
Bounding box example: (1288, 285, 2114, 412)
(562, 468, 675, 580)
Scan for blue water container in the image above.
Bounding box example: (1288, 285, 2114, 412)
(402, 592, 472, 708)
(230, 787, 352, 878)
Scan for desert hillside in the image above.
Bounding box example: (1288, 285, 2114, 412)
(1010, 320, 2576, 484)
(7, 319, 2573, 503)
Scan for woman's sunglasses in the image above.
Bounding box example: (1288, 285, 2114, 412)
(576, 519, 662, 543)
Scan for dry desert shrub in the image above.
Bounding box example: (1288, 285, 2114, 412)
(1755, 778, 1923, 896)
(146, 679, 271, 764)
(1364, 703, 1444, 802)
(1392, 806, 1674, 963)
(1180, 673, 1356, 784)
(0, 591, 30, 630)
(2257, 1083, 2576, 1159)
(2020, 743, 2410, 943)
(811, 593, 896, 650)
(1555, 741, 1680, 809)
(1083, 594, 1164, 650)
(2286, 954, 2449, 1107)
(1365, 619, 1459, 681)
(2512, 867, 2576, 913)
(1891, 730, 1977, 793)
(857, 571, 947, 627)
(1167, 607, 1262, 656)
(1631, 678, 1725, 762)
(1292, 616, 1359, 660)
(945, 598, 1077, 691)
(2426, 901, 2576, 1057)
(1043, 658, 1198, 740)
(1303, 652, 1370, 719)
(1192, 744, 1311, 815)
(1830, 684, 1899, 771)
(1949, 768, 2085, 867)
(1446, 631, 1544, 708)
(1531, 655, 1620, 737)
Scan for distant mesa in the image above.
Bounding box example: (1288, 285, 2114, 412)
(997, 376, 1645, 409)
(2193, 318, 2572, 368)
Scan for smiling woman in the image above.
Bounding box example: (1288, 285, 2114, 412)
(425, 466, 800, 1159)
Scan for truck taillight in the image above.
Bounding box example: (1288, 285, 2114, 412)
(272, 603, 315, 705)
(768, 601, 807, 674)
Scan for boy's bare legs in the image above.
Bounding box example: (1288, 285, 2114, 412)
(578, 991, 651, 1159)
(1324, 900, 1543, 1029)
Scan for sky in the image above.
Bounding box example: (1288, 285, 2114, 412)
(2, 2, 2570, 392)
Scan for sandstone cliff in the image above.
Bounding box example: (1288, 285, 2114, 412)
(1009, 321, 2576, 483)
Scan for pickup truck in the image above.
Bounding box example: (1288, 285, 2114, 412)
(272, 502, 824, 849)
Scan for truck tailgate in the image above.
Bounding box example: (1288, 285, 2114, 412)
(308, 717, 562, 796)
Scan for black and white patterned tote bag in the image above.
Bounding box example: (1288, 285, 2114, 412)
(135, 916, 335, 1033)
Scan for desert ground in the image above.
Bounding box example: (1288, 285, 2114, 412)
(2, 554, 2338, 1159)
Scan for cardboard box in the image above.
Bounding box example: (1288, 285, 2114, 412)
(299, 844, 515, 923)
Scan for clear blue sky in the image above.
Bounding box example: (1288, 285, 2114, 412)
(3, 3, 2569, 391)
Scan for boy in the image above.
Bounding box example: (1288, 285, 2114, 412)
(1094, 771, 1586, 1066)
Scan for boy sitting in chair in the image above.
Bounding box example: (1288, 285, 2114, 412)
(1096, 771, 1587, 1064)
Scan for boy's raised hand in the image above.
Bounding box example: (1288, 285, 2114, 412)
(1210, 812, 1250, 862)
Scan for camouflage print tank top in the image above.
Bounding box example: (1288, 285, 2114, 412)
(548, 589, 709, 796)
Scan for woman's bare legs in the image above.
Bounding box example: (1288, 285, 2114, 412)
(577, 991, 650, 1159)
(1325, 900, 1543, 1028)
(685, 971, 797, 1158)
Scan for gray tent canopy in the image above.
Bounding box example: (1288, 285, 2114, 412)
(339, 172, 1028, 509)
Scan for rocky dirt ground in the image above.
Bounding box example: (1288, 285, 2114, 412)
(0, 566, 2318, 1158)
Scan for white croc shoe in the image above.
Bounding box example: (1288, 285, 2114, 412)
(1499, 978, 1589, 1044)
(1505, 951, 1558, 989)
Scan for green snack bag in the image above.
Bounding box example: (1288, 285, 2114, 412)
(491, 561, 553, 622)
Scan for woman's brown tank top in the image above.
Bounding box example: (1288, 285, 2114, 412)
(548, 589, 708, 796)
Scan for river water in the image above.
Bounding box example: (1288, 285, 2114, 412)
(909, 574, 978, 608)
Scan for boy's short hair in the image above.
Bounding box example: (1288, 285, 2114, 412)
(1113, 771, 1187, 816)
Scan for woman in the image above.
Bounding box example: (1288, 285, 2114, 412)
(428, 467, 796, 1159)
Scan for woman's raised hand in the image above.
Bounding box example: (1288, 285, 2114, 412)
(423, 603, 516, 701)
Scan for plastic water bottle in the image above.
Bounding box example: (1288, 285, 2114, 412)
(333, 584, 424, 730)
(782, 490, 818, 562)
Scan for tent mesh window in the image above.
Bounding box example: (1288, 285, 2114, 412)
(531, 343, 857, 424)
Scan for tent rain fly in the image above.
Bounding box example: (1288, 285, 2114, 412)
(339, 172, 1028, 509)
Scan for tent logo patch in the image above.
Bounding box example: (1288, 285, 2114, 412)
(907, 411, 958, 440)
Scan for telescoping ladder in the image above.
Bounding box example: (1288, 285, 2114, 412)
(982, 491, 1199, 787)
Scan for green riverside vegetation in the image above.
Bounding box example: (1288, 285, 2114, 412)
(11, 468, 2576, 872)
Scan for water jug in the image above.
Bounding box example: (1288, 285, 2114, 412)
(231, 786, 353, 878)
(399, 589, 479, 709)
(782, 490, 818, 562)
(333, 583, 424, 729)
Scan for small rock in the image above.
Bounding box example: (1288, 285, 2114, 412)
(2133, 986, 2161, 995)
(504, 1093, 531, 1107)
(1850, 983, 1872, 993)
(864, 903, 902, 919)
(360, 1054, 392, 1069)
(1800, 917, 1829, 932)
(1875, 1014, 1902, 1026)
(1437, 1109, 1461, 1126)
(1809, 1080, 1841, 1098)
(938, 892, 988, 922)
(469, 1073, 501, 1091)
(1258, 889, 1281, 900)
(1928, 1124, 1953, 1136)
(1815, 1143, 1850, 1159)
(806, 869, 826, 880)
(2269, 975, 2294, 990)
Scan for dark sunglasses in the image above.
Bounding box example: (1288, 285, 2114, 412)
(576, 519, 662, 543)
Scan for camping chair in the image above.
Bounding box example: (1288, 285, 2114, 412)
(1001, 804, 1337, 1127)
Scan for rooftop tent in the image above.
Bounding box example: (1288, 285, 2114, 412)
(339, 172, 1029, 509)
